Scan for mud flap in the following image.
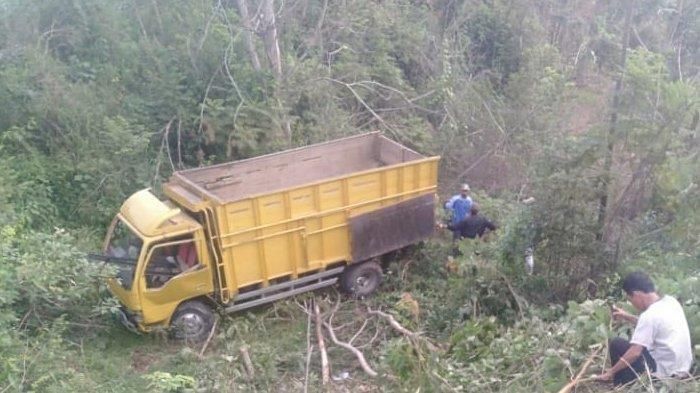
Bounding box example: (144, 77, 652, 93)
(349, 193, 435, 262)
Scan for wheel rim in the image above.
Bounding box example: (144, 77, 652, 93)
(176, 312, 206, 338)
(355, 272, 376, 291)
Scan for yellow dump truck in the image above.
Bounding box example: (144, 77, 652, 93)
(97, 132, 439, 341)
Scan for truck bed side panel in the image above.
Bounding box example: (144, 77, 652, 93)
(168, 134, 440, 296)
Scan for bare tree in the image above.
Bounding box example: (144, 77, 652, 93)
(261, 0, 282, 78)
(234, 0, 262, 71)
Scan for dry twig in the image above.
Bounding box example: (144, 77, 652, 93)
(367, 308, 438, 352)
(199, 317, 218, 357)
(321, 77, 402, 141)
(153, 117, 176, 185)
(239, 345, 255, 379)
(314, 301, 330, 385)
(495, 270, 526, 319)
(349, 319, 370, 345)
(557, 345, 602, 393)
(303, 300, 313, 393)
(323, 307, 378, 378)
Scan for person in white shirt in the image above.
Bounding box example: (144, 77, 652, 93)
(596, 271, 693, 386)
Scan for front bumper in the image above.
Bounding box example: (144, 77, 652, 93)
(117, 307, 142, 334)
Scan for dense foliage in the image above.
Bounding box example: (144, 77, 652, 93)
(1, 0, 697, 391)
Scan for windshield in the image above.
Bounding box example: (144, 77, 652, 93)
(107, 218, 143, 289)
(144, 237, 200, 289)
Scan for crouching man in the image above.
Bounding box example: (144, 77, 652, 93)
(596, 271, 693, 386)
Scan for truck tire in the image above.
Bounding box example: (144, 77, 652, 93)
(170, 300, 215, 342)
(340, 261, 383, 297)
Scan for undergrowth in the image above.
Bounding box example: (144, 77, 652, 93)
(1, 223, 698, 392)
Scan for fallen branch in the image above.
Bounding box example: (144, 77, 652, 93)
(367, 308, 415, 337)
(357, 323, 383, 349)
(323, 320, 378, 377)
(239, 345, 255, 379)
(558, 345, 602, 393)
(18, 309, 33, 330)
(367, 308, 438, 352)
(314, 301, 330, 385)
(199, 317, 218, 357)
(304, 300, 313, 393)
(349, 319, 370, 345)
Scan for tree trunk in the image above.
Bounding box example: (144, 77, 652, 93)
(261, 0, 282, 78)
(311, 0, 328, 52)
(596, 0, 632, 241)
(235, 0, 262, 71)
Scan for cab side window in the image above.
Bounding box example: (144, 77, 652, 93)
(145, 238, 200, 289)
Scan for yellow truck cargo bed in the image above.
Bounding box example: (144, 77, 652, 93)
(164, 132, 439, 303)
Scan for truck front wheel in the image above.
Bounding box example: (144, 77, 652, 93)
(170, 300, 215, 342)
(340, 261, 383, 297)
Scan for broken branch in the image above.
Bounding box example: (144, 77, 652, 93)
(367, 308, 438, 352)
(314, 301, 330, 385)
(303, 300, 313, 393)
(557, 345, 602, 393)
(239, 345, 255, 379)
(323, 320, 378, 377)
(198, 317, 218, 357)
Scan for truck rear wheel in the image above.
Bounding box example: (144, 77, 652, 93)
(170, 300, 215, 342)
(340, 261, 383, 297)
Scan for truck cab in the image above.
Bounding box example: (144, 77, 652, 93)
(104, 190, 214, 335)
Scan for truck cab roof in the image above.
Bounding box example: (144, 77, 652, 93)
(120, 189, 201, 238)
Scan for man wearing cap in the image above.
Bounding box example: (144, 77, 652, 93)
(445, 184, 473, 240)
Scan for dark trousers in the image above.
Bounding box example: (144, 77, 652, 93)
(609, 337, 657, 386)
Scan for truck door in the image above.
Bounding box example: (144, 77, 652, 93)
(138, 235, 214, 325)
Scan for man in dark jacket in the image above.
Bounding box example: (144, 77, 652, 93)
(447, 205, 496, 239)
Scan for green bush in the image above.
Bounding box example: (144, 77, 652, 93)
(0, 223, 114, 391)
